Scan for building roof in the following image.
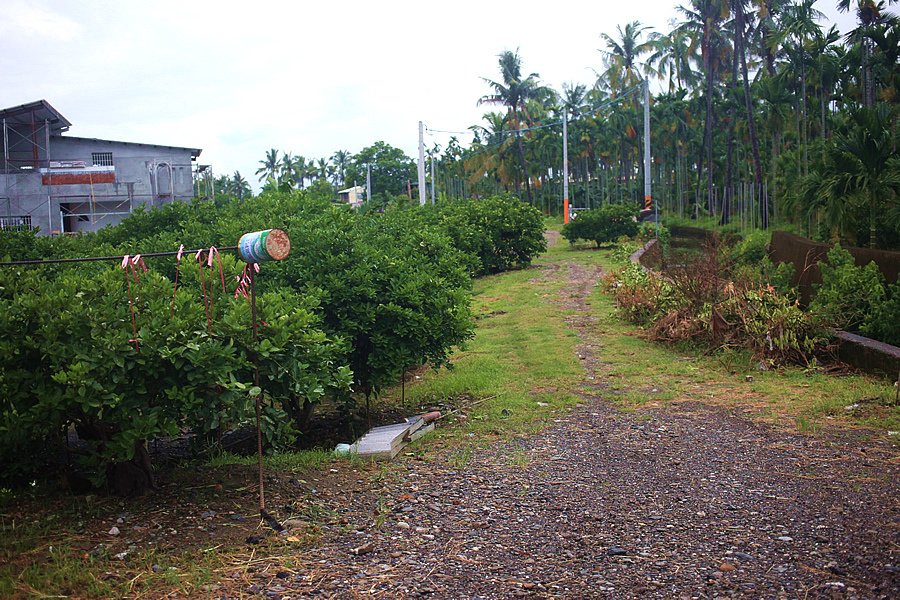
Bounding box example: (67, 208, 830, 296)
(1, 100, 201, 158)
(0, 99, 71, 134)
(60, 136, 202, 158)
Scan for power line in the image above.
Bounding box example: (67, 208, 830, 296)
(424, 82, 644, 147)
(424, 128, 475, 136)
(0, 245, 240, 267)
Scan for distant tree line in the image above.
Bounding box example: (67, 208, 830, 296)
(213, 1, 898, 249)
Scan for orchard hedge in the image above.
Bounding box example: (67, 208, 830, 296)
(0, 192, 546, 488)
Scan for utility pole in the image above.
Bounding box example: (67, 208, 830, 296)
(643, 78, 656, 232)
(417, 121, 426, 206)
(430, 152, 436, 204)
(562, 111, 569, 224)
(366, 163, 371, 203)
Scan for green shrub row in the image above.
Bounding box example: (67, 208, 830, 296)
(0, 257, 350, 490)
(0, 192, 546, 487)
(430, 195, 547, 275)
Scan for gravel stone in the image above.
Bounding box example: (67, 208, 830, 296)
(234, 258, 900, 599)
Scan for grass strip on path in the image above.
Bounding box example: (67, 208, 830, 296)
(382, 253, 586, 446)
(389, 228, 897, 453)
(550, 238, 899, 437)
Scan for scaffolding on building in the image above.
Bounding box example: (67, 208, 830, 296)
(1, 101, 66, 232)
(2, 100, 202, 235)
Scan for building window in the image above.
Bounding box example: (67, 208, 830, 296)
(92, 152, 114, 167)
(0, 215, 33, 231)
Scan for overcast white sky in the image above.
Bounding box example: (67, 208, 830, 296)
(1, 1, 856, 190)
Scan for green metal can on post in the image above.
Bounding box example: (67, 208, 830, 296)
(235, 228, 291, 516)
(237, 228, 291, 263)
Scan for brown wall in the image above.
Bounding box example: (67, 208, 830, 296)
(768, 231, 900, 304)
(669, 226, 715, 241)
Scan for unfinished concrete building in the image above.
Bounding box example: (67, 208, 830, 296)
(0, 100, 202, 235)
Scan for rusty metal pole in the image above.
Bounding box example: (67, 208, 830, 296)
(45, 119, 52, 234)
(249, 264, 265, 512)
(30, 109, 38, 168)
(3, 118, 10, 222)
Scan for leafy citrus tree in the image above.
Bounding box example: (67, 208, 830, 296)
(0, 255, 349, 492)
(430, 195, 547, 275)
(272, 206, 475, 411)
(562, 204, 640, 247)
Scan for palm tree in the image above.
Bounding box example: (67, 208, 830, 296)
(558, 83, 592, 204)
(809, 28, 842, 141)
(316, 157, 333, 182)
(730, 0, 767, 226)
(479, 49, 548, 203)
(779, 0, 825, 178)
(331, 150, 351, 187)
(752, 0, 791, 77)
(302, 157, 317, 188)
(756, 70, 793, 222)
(838, 0, 899, 107)
(212, 174, 230, 198)
(805, 105, 900, 248)
(677, 0, 731, 216)
(231, 171, 251, 200)
(561, 82, 588, 118)
(596, 24, 653, 197)
(867, 14, 900, 103)
(597, 21, 657, 95)
(652, 91, 694, 215)
(255, 148, 282, 185)
(282, 154, 306, 189)
(466, 112, 516, 192)
(649, 28, 699, 92)
(279, 152, 295, 187)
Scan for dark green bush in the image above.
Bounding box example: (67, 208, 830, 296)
(810, 244, 886, 331)
(562, 204, 639, 247)
(861, 281, 900, 346)
(0, 256, 349, 487)
(432, 196, 546, 275)
(730, 229, 770, 266)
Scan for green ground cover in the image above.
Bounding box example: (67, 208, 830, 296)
(2, 229, 895, 598)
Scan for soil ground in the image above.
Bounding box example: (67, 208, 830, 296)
(4, 244, 898, 599)
(224, 254, 899, 599)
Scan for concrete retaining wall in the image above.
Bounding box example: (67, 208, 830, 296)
(634, 229, 900, 379)
(769, 230, 900, 305)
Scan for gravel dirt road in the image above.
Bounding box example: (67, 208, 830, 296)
(241, 257, 899, 599)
